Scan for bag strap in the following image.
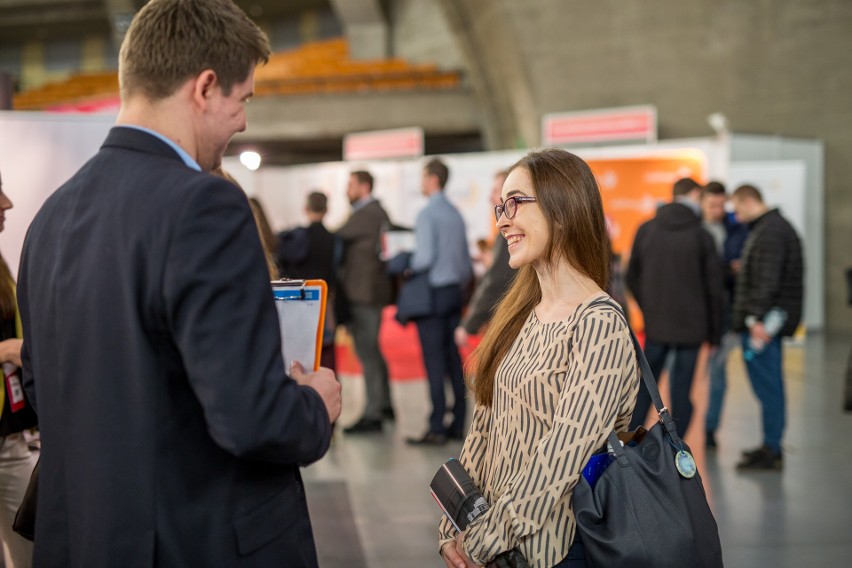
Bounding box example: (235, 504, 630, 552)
(585, 297, 683, 447)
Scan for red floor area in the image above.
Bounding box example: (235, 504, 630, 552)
(335, 306, 479, 381)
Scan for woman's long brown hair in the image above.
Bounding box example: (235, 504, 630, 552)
(468, 148, 611, 407)
(0, 254, 16, 320)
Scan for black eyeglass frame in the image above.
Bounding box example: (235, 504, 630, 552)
(494, 196, 537, 222)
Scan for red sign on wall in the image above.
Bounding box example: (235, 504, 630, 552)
(542, 105, 657, 146)
(343, 127, 424, 161)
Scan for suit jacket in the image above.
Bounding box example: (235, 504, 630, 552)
(18, 127, 331, 567)
(336, 199, 392, 306)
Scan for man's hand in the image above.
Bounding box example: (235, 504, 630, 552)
(454, 327, 470, 349)
(749, 321, 772, 345)
(289, 362, 342, 423)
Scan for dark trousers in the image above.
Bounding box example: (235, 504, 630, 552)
(741, 333, 785, 453)
(415, 284, 466, 435)
(629, 340, 700, 439)
(349, 303, 391, 421)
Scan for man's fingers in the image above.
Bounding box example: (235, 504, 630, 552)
(289, 360, 306, 382)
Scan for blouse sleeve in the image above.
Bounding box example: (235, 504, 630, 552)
(463, 305, 638, 564)
(438, 402, 493, 549)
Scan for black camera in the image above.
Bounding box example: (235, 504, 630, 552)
(430, 459, 530, 568)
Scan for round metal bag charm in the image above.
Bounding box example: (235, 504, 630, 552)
(675, 450, 697, 479)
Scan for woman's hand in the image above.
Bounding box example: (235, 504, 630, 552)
(441, 532, 483, 568)
(0, 338, 22, 367)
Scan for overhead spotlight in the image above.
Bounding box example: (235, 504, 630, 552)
(706, 112, 729, 136)
(239, 151, 261, 171)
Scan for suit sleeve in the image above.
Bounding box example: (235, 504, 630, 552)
(163, 179, 331, 465)
(18, 239, 37, 413)
(463, 308, 638, 564)
(335, 209, 371, 243)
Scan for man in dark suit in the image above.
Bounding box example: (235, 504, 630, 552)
(336, 170, 395, 433)
(16, 1, 341, 566)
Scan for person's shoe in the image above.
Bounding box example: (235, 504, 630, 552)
(705, 431, 717, 451)
(381, 407, 396, 422)
(344, 418, 383, 434)
(406, 432, 447, 446)
(741, 445, 768, 459)
(736, 447, 783, 471)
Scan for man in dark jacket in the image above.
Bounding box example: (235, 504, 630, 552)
(626, 177, 723, 438)
(278, 191, 341, 370)
(731, 184, 804, 470)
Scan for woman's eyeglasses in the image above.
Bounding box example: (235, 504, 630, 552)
(494, 196, 537, 222)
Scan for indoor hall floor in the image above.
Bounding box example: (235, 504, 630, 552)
(302, 332, 852, 568)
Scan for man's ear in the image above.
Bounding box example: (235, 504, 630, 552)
(191, 70, 218, 108)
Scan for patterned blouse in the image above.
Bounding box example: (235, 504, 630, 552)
(438, 295, 639, 568)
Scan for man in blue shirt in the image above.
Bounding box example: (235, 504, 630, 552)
(407, 158, 473, 445)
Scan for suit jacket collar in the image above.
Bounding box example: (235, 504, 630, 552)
(101, 126, 186, 165)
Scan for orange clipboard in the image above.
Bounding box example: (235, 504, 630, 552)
(271, 279, 328, 372)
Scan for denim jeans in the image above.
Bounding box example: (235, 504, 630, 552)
(629, 341, 701, 439)
(705, 331, 739, 433)
(741, 332, 785, 453)
(552, 530, 587, 568)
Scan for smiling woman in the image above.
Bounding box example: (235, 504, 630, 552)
(438, 148, 639, 568)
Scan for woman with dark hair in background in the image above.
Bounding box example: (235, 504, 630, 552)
(0, 171, 37, 568)
(439, 149, 638, 568)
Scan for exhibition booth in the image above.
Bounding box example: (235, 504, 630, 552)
(0, 111, 824, 339)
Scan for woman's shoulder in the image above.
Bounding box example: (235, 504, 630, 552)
(573, 294, 630, 333)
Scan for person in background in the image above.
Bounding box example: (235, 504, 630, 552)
(454, 169, 515, 349)
(337, 170, 395, 433)
(730, 184, 803, 471)
(0, 170, 37, 568)
(407, 158, 473, 446)
(16, 1, 340, 565)
(701, 181, 748, 450)
(626, 177, 723, 439)
(278, 191, 340, 370)
(440, 148, 638, 568)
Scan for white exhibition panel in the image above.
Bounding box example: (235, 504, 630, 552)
(0, 111, 115, 277)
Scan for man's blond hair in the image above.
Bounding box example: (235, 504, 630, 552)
(119, 0, 270, 100)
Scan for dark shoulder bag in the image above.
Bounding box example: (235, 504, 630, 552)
(572, 300, 724, 568)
